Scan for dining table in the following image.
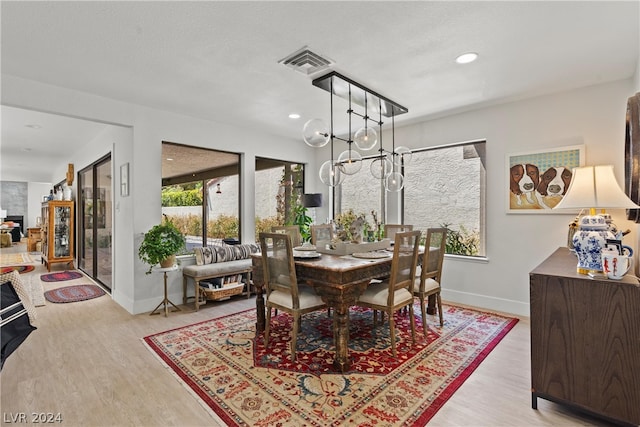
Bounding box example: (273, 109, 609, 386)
(251, 248, 436, 372)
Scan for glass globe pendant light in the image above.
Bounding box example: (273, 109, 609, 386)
(354, 95, 378, 151)
(319, 159, 345, 187)
(394, 146, 413, 165)
(302, 118, 330, 148)
(385, 171, 404, 192)
(370, 153, 392, 179)
(385, 113, 404, 192)
(338, 147, 362, 175)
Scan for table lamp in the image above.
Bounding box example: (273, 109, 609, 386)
(303, 193, 323, 224)
(554, 165, 640, 274)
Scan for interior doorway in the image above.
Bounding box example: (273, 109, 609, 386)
(78, 154, 112, 290)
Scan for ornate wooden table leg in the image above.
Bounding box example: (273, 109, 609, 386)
(251, 256, 267, 335)
(332, 301, 351, 372)
(255, 287, 265, 335)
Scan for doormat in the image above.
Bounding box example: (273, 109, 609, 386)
(144, 304, 518, 426)
(44, 284, 106, 303)
(40, 271, 83, 282)
(0, 252, 34, 266)
(1, 265, 35, 274)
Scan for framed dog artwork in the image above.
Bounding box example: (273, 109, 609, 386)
(507, 144, 585, 213)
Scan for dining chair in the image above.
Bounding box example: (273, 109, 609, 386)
(356, 230, 420, 357)
(310, 224, 333, 246)
(413, 228, 447, 333)
(271, 225, 302, 247)
(258, 232, 327, 361)
(384, 224, 413, 241)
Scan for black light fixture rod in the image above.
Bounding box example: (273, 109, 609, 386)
(330, 77, 334, 163)
(348, 85, 353, 145)
(312, 71, 408, 117)
(391, 113, 396, 173)
(333, 136, 350, 143)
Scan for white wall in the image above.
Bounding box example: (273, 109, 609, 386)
(27, 182, 51, 228)
(392, 78, 636, 316)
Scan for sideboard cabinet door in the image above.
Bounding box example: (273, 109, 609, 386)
(530, 247, 640, 426)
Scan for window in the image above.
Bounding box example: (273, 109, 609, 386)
(255, 157, 304, 241)
(337, 157, 384, 222)
(404, 140, 486, 256)
(336, 140, 486, 257)
(161, 142, 240, 251)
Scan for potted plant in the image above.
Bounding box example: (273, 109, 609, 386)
(138, 215, 185, 274)
(292, 204, 313, 243)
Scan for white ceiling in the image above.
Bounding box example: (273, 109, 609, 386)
(1, 1, 638, 182)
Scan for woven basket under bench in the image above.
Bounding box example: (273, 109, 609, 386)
(200, 281, 245, 302)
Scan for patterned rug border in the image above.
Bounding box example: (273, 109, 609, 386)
(142, 339, 231, 426)
(0, 252, 35, 266)
(143, 305, 519, 426)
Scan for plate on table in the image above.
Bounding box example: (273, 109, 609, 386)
(294, 245, 317, 251)
(351, 251, 391, 259)
(293, 251, 321, 259)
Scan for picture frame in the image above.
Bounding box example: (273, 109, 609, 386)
(120, 163, 129, 197)
(507, 144, 585, 213)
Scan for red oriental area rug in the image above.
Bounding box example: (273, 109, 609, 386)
(144, 304, 518, 426)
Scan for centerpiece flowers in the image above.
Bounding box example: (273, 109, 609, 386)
(332, 209, 384, 245)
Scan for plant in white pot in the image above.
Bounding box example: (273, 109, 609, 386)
(138, 216, 185, 274)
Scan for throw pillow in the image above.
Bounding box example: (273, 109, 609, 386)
(0, 270, 36, 323)
(193, 247, 217, 265)
(1, 279, 37, 370)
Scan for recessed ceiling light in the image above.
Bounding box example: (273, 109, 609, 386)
(455, 52, 478, 64)
(22, 148, 32, 152)
(25, 124, 42, 129)
(289, 113, 301, 119)
(166, 157, 174, 161)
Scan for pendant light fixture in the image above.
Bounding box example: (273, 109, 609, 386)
(384, 114, 404, 192)
(317, 77, 344, 187)
(303, 71, 409, 191)
(337, 85, 363, 176)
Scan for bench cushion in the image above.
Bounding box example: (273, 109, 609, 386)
(194, 243, 259, 266)
(183, 259, 252, 279)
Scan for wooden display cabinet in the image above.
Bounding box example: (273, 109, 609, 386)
(41, 200, 75, 271)
(27, 227, 42, 252)
(530, 247, 640, 426)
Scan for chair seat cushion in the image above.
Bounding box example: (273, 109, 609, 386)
(183, 259, 251, 278)
(413, 277, 440, 293)
(359, 282, 413, 306)
(268, 288, 324, 309)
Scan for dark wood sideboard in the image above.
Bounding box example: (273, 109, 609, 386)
(530, 247, 640, 427)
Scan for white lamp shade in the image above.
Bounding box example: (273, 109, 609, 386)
(0, 209, 6, 219)
(554, 165, 640, 210)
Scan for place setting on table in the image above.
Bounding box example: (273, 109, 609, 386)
(292, 243, 322, 260)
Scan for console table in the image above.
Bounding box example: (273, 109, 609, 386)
(530, 247, 640, 426)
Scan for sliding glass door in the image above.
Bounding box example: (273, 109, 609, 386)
(78, 155, 112, 290)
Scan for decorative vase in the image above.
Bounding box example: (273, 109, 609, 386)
(63, 185, 72, 201)
(572, 214, 614, 274)
(160, 254, 176, 268)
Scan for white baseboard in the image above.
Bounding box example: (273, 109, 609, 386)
(441, 289, 530, 318)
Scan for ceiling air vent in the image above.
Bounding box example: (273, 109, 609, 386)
(279, 46, 333, 75)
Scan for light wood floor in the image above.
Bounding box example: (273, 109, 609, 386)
(1, 242, 613, 426)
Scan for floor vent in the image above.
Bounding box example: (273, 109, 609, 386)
(279, 46, 333, 75)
